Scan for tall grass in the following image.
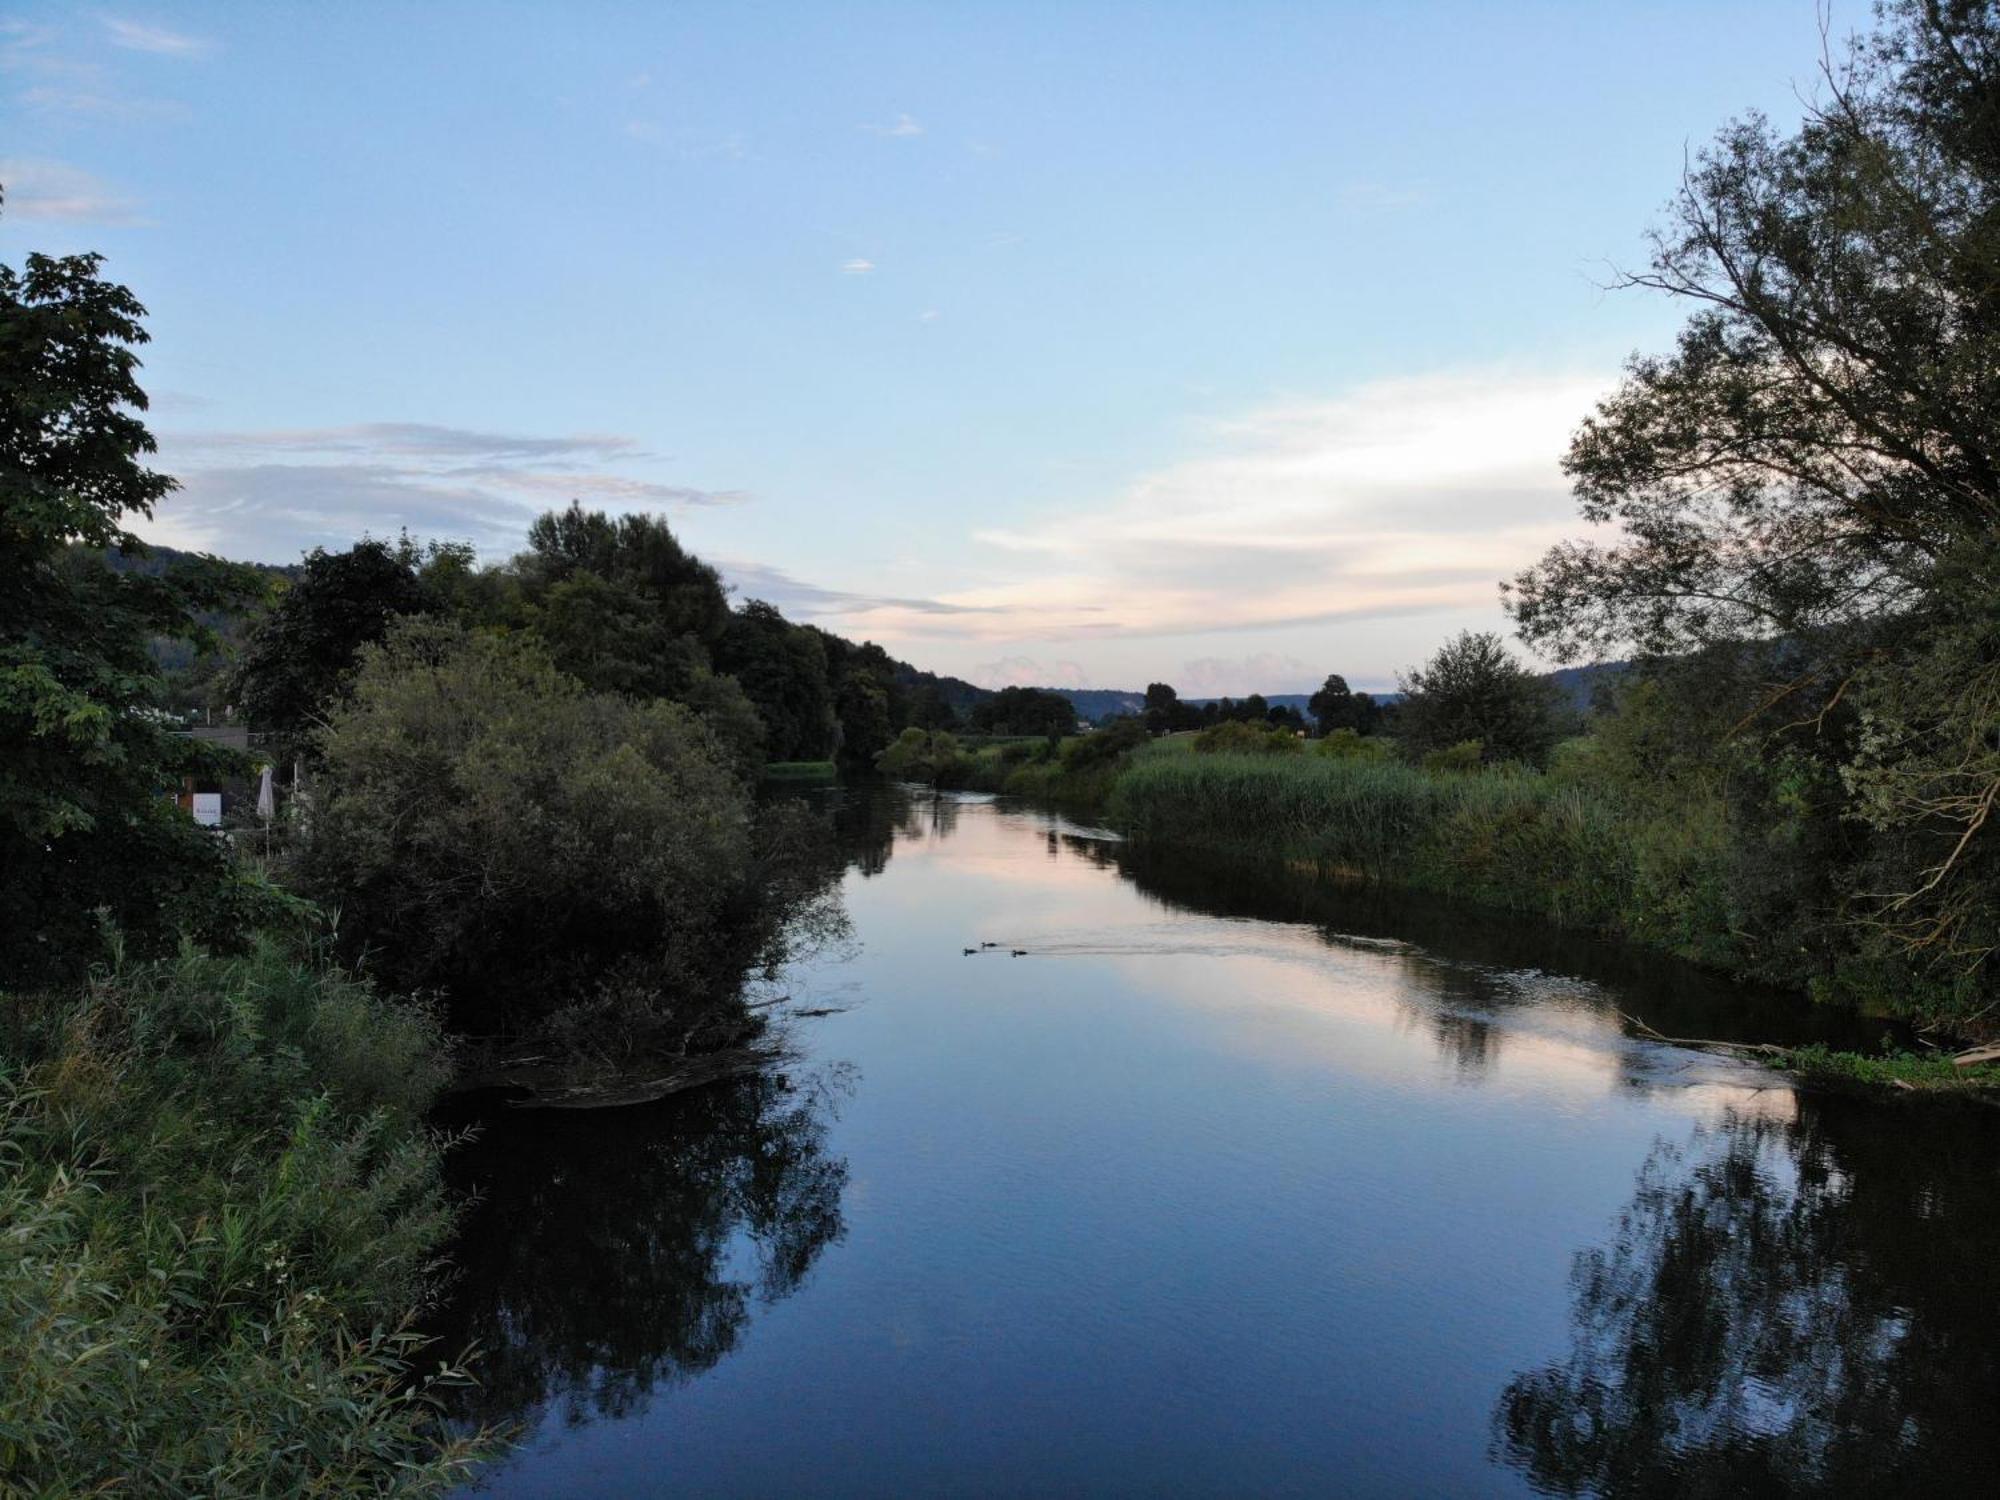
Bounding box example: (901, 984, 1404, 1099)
(1109, 752, 1739, 967)
(0, 940, 495, 1495)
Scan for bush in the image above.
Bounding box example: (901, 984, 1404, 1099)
(0, 942, 489, 1495)
(1313, 728, 1391, 763)
(1193, 721, 1302, 756)
(299, 619, 755, 1029)
(1062, 717, 1150, 771)
(1421, 739, 1484, 774)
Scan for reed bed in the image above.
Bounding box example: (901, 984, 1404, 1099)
(1109, 752, 1737, 962)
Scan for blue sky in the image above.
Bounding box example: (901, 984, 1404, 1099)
(4, 2, 1834, 693)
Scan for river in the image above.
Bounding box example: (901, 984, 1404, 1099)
(435, 783, 2000, 1497)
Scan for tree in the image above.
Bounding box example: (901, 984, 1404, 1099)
(713, 601, 836, 761)
(0, 228, 263, 987)
(968, 685, 1075, 738)
(1308, 673, 1379, 735)
(232, 537, 435, 748)
(299, 619, 755, 1027)
(532, 570, 704, 701)
(1397, 631, 1560, 767)
(519, 503, 730, 645)
(1506, 0, 2000, 1000)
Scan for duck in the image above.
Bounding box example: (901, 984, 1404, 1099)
(1010, 949, 1029, 957)
(962, 947, 978, 956)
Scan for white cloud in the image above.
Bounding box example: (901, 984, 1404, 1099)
(147, 421, 745, 563)
(840, 258, 876, 275)
(957, 367, 1613, 642)
(1175, 654, 1320, 698)
(102, 17, 211, 58)
(862, 113, 923, 138)
(972, 656, 1091, 689)
(0, 158, 144, 224)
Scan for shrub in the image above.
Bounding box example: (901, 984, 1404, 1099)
(299, 619, 755, 1029)
(1313, 728, 1390, 763)
(1421, 739, 1485, 774)
(0, 943, 490, 1495)
(1193, 721, 1302, 756)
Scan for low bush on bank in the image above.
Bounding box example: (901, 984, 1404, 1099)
(0, 940, 491, 1495)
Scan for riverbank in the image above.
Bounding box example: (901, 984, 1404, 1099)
(945, 734, 1999, 1083)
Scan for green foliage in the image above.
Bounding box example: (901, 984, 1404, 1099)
(232, 537, 445, 749)
(1062, 716, 1150, 770)
(1, 231, 270, 989)
(1313, 728, 1391, 763)
(1193, 720, 1302, 756)
(1779, 1043, 2000, 1094)
(1420, 740, 1484, 774)
(298, 619, 755, 1027)
(1307, 674, 1379, 735)
(714, 601, 838, 762)
(968, 685, 1075, 738)
(1509, 1, 2000, 1017)
(519, 502, 731, 646)
(1397, 630, 1561, 767)
(0, 941, 490, 1494)
(531, 569, 705, 701)
(875, 727, 974, 787)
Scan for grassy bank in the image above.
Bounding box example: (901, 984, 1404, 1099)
(0, 941, 494, 1495)
(1109, 750, 1735, 966)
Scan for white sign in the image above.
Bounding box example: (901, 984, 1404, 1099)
(191, 793, 223, 827)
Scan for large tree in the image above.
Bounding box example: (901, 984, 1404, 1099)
(1397, 631, 1561, 767)
(0, 226, 262, 987)
(232, 536, 438, 748)
(1508, 0, 2000, 995)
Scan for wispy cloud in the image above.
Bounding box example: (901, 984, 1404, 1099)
(102, 17, 212, 58)
(0, 158, 145, 224)
(716, 560, 998, 622)
(840, 258, 876, 275)
(862, 112, 923, 138)
(148, 422, 746, 563)
(623, 121, 749, 161)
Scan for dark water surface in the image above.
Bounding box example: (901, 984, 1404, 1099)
(437, 785, 2000, 1497)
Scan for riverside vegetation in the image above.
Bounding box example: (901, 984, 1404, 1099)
(5, 0, 2000, 1489)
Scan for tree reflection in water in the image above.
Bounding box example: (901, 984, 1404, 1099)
(1494, 1095, 2000, 1495)
(432, 1066, 850, 1434)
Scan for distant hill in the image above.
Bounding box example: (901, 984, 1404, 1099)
(1058, 688, 1145, 721)
(1545, 661, 1629, 712)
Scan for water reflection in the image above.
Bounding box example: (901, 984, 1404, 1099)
(433, 1067, 849, 1434)
(1495, 1096, 2000, 1495)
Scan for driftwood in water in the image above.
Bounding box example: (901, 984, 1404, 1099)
(1612, 1010, 1789, 1059)
(456, 1038, 791, 1110)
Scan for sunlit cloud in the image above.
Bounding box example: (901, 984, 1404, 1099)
(102, 17, 212, 58)
(840, 258, 876, 275)
(953, 367, 1612, 642)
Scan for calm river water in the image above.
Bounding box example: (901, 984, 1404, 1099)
(438, 784, 2000, 1497)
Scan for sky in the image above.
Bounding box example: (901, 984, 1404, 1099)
(3, 2, 1839, 694)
